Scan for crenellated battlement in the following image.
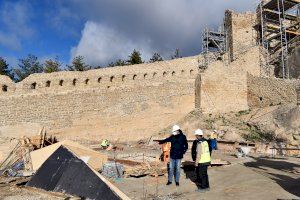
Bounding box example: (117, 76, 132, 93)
(0, 55, 199, 95)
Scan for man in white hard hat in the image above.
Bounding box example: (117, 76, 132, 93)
(191, 129, 211, 192)
(159, 125, 188, 186)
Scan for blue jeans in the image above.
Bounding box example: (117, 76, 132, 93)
(168, 158, 181, 183)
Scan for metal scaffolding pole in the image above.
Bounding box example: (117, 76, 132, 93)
(200, 25, 226, 70)
(276, 0, 290, 79)
(258, 0, 300, 78)
(260, 2, 271, 76)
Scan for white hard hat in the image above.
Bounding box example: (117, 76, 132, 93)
(172, 125, 180, 134)
(195, 129, 203, 136)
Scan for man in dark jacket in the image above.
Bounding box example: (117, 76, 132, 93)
(159, 125, 188, 186)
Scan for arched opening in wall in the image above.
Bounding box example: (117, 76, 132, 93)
(181, 70, 185, 74)
(144, 73, 148, 79)
(171, 71, 175, 76)
(85, 79, 89, 85)
(73, 79, 77, 86)
(153, 72, 157, 78)
(59, 80, 64, 86)
(163, 72, 167, 77)
(133, 74, 137, 80)
(31, 82, 37, 89)
(46, 80, 51, 87)
(110, 76, 114, 82)
(2, 85, 8, 92)
(190, 69, 194, 76)
(122, 75, 126, 82)
(259, 97, 263, 101)
(98, 77, 102, 83)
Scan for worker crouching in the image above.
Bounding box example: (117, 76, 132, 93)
(192, 129, 211, 192)
(159, 125, 188, 186)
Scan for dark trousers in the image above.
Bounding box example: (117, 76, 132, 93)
(196, 164, 210, 189)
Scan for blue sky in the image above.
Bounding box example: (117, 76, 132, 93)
(0, 0, 256, 68)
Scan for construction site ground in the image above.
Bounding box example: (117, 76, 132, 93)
(0, 146, 299, 200)
(114, 151, 300, 200)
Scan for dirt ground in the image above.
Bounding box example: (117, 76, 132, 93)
(114, 151, 300, 200)
(1, 148, 299, 200)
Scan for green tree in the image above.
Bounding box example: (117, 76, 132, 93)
(44, 57, 61, 73)
(127, 49, 143, 65)
(14, 54, 43, 81)
(114, 59, 127, 66)
(149, 53, 163, 63)
(68, 56, 90, 71)
(0, 57, 14, 79)
(171, 48, 182, 59)
(93, 65, 103, 69)
(107, 62, 115, 67)
(106, 59, 127, 67)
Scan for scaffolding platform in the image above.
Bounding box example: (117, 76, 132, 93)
(199, 27, 227, 71)
(257, 0, 300, 78)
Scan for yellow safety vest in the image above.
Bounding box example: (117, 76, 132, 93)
(101, 139, 109, 147)
(198, 141, 211, 164)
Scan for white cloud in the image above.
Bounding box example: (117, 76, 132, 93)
(71, 21, 153, 66)
(69, 0, 255, 65)
(0, 0, 256, 67)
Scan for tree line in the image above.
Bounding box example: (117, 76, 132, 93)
(0, 49, 182, 82)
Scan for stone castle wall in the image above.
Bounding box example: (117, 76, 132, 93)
(195, 43, 299, 114)
(195, 45, 261, 113)
(0, 56, 199, 140)
(196, 69, 249, 113)
(247, 75, 300, 108)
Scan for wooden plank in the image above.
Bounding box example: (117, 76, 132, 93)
(267, 24, 300, 36)
(153, 139, 255, 146)
(30, 140, 108, 171)
(270, 147, 300, 150)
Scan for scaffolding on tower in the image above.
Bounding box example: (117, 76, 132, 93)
(257, 0, 300, 79)
(199, 25, 227, 71)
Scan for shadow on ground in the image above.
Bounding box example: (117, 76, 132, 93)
(182, 161, 201, 189)
(244, 157, 300, 197)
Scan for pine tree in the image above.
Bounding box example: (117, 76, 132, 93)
(68, 56, 90, 71)
(127, 49, 143, 65)
(171, 48, 182, 59)
(14, 54, 43, 81)
(0, 57, 13, 79)
(44, 57, 61, 73)
(114, 59, 127, 66)
(107, 62, 115, 67)
(149, 53, 163, 63)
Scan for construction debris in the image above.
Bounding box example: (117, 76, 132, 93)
(182, 159, 231, 168)
(102, 162, 125, 178)
(0, 128, 57, 176)
(125, 161, 167, 178)
(106, 154, 167, 178)
(236, 146, 252, 158)
(27, 146, 130, 200)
